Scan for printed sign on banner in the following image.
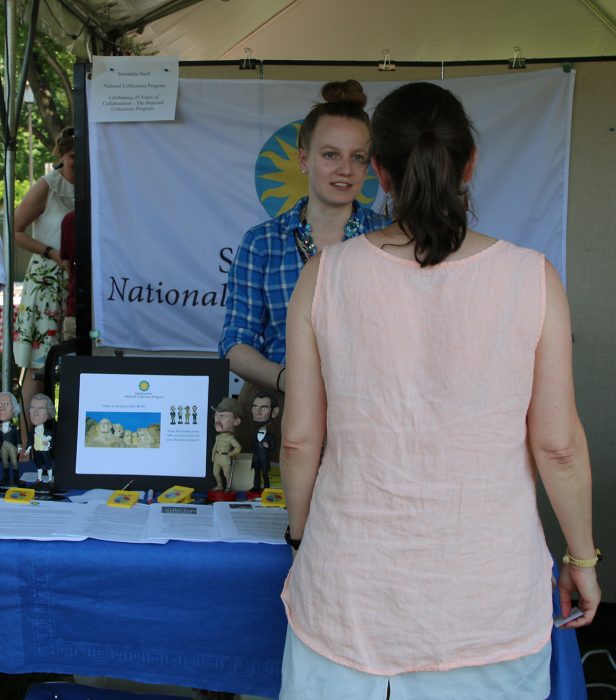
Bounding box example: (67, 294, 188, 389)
(88, 70, 574, 352)
(90, 56, 179, 122)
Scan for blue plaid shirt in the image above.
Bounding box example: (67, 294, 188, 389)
(219, 197, 388, 364)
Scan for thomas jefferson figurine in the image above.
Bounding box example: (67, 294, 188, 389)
(211, 398, 242, 492)
(25, 393, 56, 486)
(0, 392, 21, 485)
(250, 391, 279, 493)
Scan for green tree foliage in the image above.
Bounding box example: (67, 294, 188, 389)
(1, 13, 75, 186)
(25, 32, 75, 154)
(0, 179, 31, 207)
(2, 5, 150, 207)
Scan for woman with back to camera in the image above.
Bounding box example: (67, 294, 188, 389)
(13, 127, 75, 423)
(219, 80, 388, 445)
(280, 82, 600, 699)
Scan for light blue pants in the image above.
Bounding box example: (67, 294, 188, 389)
(280, 626, 551, 700)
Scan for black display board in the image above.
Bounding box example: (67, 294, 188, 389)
(54, 355, 229, 492)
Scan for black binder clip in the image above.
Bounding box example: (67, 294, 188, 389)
(240, 48, 256, 70)
(508, 46, 526, 69)
(378, 49, 396, 72)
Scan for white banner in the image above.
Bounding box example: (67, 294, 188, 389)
(89, 69, 574, 351)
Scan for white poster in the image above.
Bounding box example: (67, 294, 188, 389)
(88, 69, 574, 351)
(76, 373, 209, 477)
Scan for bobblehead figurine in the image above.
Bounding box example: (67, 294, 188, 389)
(211, 397, 242, 493)
(0, 392, 22, 485)
(250, 391, 279, 493)
(25, 393, 56, 486)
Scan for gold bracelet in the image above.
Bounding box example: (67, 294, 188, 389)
(562, 548, 602, 568)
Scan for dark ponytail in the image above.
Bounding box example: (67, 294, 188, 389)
(372, 83, 475, 266)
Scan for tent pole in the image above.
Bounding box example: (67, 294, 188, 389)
(2, 0, 17, 393)
(2, 0, 40, 393)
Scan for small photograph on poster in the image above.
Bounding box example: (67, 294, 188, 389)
(85, 412, 161, 448)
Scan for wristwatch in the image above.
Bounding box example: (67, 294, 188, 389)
(43, 246, 53, 258)
(284, 525, 301, 550)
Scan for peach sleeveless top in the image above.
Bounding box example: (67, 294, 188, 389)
(281, 236, 554, 675)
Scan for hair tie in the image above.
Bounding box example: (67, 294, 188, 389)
(276, 367, 286, 393)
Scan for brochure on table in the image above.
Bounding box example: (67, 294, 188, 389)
(0, 499, 288, 545)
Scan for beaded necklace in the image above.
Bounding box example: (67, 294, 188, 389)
(294, 205, 362, 263)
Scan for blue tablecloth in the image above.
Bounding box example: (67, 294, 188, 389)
(0, 536, 585, 699)
(550, 562, 588, 700)
(0, 538, 292, 698)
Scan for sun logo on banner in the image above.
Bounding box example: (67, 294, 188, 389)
(255, 120, 380, 219)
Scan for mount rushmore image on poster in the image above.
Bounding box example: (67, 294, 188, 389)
(85, 412, 161, 448)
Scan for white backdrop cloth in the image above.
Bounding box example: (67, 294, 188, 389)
(89, 69, 574, 351)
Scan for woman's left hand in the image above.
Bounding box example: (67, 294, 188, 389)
(558, 564, 601, 628)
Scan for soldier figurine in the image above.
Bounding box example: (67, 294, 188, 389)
(211, 398, 242, 492)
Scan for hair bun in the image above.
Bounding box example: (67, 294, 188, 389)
(321, 80, 367, 109)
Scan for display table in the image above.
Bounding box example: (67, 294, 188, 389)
(0, 532, 586, 700)
(0, 537, 292, 698)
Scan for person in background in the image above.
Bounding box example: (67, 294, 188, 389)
(13, 127, 75, 423)
(60, 209, 76, 341)
(280, 82, 600, 699)
(219, 80, 388, 450)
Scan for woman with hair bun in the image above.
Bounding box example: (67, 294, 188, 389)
(13, 127, 75, 421)
(280, 82, 600, 698)
(219, 80, 387, 445)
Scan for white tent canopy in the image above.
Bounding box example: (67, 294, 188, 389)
(38, 0, 616, 62)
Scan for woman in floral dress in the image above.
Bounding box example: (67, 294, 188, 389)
(13, 128, 74, 420)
